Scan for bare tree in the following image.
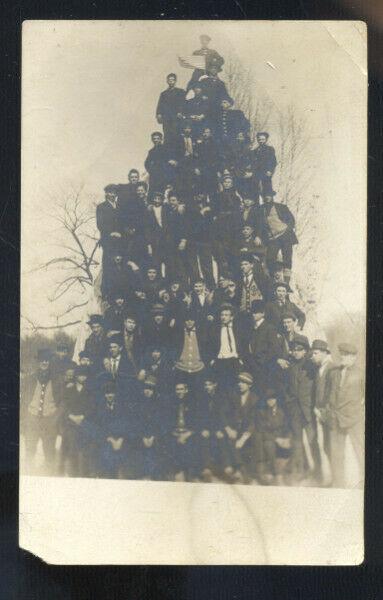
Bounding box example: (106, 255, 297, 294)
(23, 183, 101, 331)
(224, 54, 324, 313)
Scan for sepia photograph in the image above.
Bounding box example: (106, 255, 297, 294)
(20, 20, 366, 564)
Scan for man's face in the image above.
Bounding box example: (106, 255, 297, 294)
(292, 347, 306, 362)
(340, 353, 357, 368)
(257, 135, 267, 145)
(311, 349, 326, 366)
(236, 132, 246, 143)
(238, 381, 250, 394)
(202, 128, 212, 140)
(276, 286, 287, 302)
(109, 343, 121, 358)
(171, 282, 180, 293)
(161, 291, 170, 303)
(151, 350, 161, 362)
(220, 309, 233, 325)
(242, 226, 253, 238)
(106, 192, 117, 203)
(64, 368, 75, 382)
(222, 178, 233, 190)
(105, 392, 116, 403)
(38, 358, 50, 371)
(221, 99, 231, 110)
(175, 384, 188, 400)
(226, 282, 236, 296)
(147, 269, 157, 281)
(243, 198, 255, 209)
(115, 298, 124, 308)
(185, 319, 195, 330)
(273, 269, 284, 282)
(204, 381, 217, 395)
(168, 196, 179, 210)
(137, 185, 147, 199)
(252, 311, 264, 324)
(283, 318, 295, 333)
(152, 194, 163, 206)
(124, 318, 136, 333)
(194, 86, 202, 97)
(143, 387, 154, 398)
(152, 135, 162, 146)
(76, 374, 88, 385)
(200, 36, 210, 48)
(209, 66, 218, 76)
(194, 282, 204, 295)
(113, 255, 123, 265)
(79, 357, 90, 367)
(91, 323, 102, 336)
(167, 76, 176, 88)
(129, 171, 139, 184)
(154, 314, 164, 325)
(240, 260, 252, 275)
(266, 396, 277, 408)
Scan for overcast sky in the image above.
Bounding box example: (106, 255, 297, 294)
(21, 20, 366, 333)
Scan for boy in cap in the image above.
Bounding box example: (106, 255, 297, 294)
(254, 388, 291, 485)
(327, 343, 364, 488)
(222, 371, 260, 483)
(21, 349, 62, 475)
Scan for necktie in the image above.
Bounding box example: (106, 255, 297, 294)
(111, 358, 117, 377)
(226, 325, 233, 353)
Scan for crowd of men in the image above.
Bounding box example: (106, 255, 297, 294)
(21, 36, 365, 488)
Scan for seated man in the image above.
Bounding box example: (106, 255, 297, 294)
(156, 73, 186, 148)
(215, 97, 250, 147)
(251, 132, 277, 197)
(183, 34, 225, 92)
(232, 225, 266, 266)
(222, 372, 260, 483)
(161, 382, 202, 481)
(87, 381, 129, 479)
(255, 388, 292, 485)
(182, 82, 210, 139)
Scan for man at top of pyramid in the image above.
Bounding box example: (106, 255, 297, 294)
(179, 35, 225, 92)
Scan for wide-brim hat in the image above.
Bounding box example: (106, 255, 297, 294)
(291, 335, 310, 351)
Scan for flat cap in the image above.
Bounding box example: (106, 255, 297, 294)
(312, 339, 330, 353)
(238, 372, 253, 385)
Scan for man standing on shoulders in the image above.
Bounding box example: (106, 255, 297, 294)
(251, 132, 277, 197)
(310, 339, 334, 486)
(21, 349, 62, 475)
(258, 191, 298, 285)
(96, 185, 122, 266)
(266, 282, 306, 331)
(156, 73, 185, 148)
(327, 343, 365, 488)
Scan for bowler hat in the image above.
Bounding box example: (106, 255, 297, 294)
(108, 334, 123, 346)
(251, 300, 266, 314)
(36, 348, 51, 362)
(87, 314, 104, 327)
(338, 342, 358, 355)
(274, 281, 289, 292)
(282, 311, 297, 321)
(239, 252, 254, 263)
(312, 339, 330, 353)
(238, 372, 253, 385)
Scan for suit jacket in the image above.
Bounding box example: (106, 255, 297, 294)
(198, 76, 231, 113)
(194, 138, 221, 173)
(156, 87, 186, 121)
(313, 359, 334, 414)
(327, 365, 364, 429)
(251, 144, 277, 176)
(287, 358, 316, 425)
(237, 263, 272, 309)
(115, 183, 145, 228)
(207, 319, 248, 363)
(247, 320, 284, 374)
(144, 204, 173, 246)
(223, 390, 259, 435)
(255, 402, 290, 438)
(257, 202, 299, 245)
(217, 109, 250, 142)
(96, 201, 122, 243)
(195, 389, 229, 432)
(266, 299, 306, 330)
(84, 332, 108, 370)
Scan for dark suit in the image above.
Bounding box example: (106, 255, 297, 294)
(144, 204, 173, 271)
(255, 401, 291, 477)
(183, 95, 210, 138)
(266, 299, 306, 330)
(144, 144, 176, 193)
(251, 144, 277, 195)
(83, 332, 108, 371)
(115, 183, 145, 230)
(195, 388, 232, 472)
(156, 86, 186, 147)
(194, 137, 221, 194)
(216, 109, 250, 145)
(327, 365, 365, 487)
(187, 205, 216, 288)
(96, 201, 122, 267)
(247, 320, 284, 393)
(223, 389, 260, 476)
(257, 202, 298, 271)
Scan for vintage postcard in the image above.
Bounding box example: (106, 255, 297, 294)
(20, 20, 366, 564)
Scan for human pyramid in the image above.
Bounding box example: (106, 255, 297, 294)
(23, 35, 364, 488)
